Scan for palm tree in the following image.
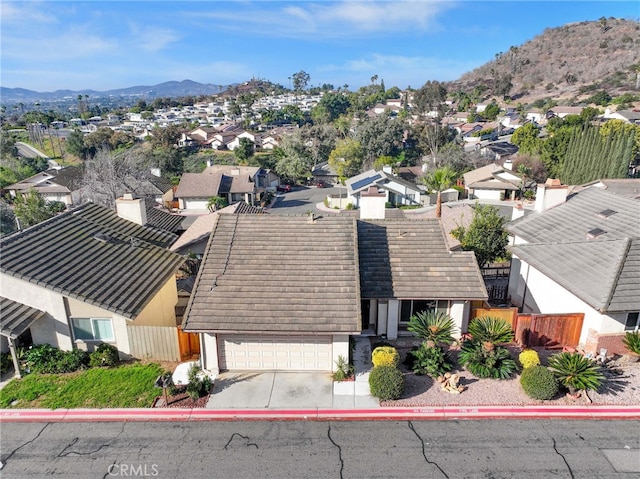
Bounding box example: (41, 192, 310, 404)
(421, 166, 456, 218)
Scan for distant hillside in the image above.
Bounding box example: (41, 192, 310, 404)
(448, 17, 640, 106)
(0, 80, 227, 103)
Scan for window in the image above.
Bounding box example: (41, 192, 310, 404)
(625, 312, 639, 331)
(399, 300, 449, 324)
(72, 318, 114, 341)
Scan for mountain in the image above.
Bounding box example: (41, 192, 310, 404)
(447, 18, 640, 106)
(0, 80, 226, 103)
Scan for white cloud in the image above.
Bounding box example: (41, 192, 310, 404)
(0, 1, 58, 25)
(195, 1, 454, 38)
(127, 24, 181, 52)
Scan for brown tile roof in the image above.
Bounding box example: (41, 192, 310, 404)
(183, 215, 361, 333)
(357, 218, 487, 300)
(1, 203, 185, 320)
(174, 172, 227, 198)
(1, 297, 46, 339)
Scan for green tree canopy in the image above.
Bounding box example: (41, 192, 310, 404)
(13, 189, 64, 229)
(451, 203, 509, 269)
(354, 112, 405, 168)
(328, 138, 364, 179)
(234, 137, 255, 163)
(421, 166, 456, 218)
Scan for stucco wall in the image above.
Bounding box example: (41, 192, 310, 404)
(508, 259, 625, 345)
(1, 274, 72, 350)
(132, 277, 179, 327)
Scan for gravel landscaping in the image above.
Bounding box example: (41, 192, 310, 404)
(378, 339, 640, 407)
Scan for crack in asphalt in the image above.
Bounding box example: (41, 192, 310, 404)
(326, 424, 344, 479)
(102, 453, 121, 479)
(408, 421, 449, 479)
(224, 433, 258, 450)
(552, 437, 575, 479)
(57, 437, 110, 457)
(1, 422, 50, 469)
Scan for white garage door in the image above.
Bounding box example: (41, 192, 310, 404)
(218, 335, 333, 371)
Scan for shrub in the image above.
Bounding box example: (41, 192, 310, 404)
(458, 340, 518, 379)
(1, 353, 12, 374)
(519, 349, 541, 369)
(410, 343, 453, 378)
(23, 344, 90, 374)
(186, 363, 211, 400)
(369, 365, 405, 400)
(622, 331, 640, 355)
(371, 346, 399, 368)
(467, 317, 514, 345)
(407, 310, 457, 345)
(547, 352, 604, 394)
(89, 344, 120, 368)
(332, 355, 354, 381)
(520, 365, 559, 400)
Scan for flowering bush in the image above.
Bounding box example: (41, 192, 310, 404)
(372, 346, 399, 368)
(519, 349, 541, 369)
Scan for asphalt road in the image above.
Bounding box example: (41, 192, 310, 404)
(269, 185, 348, 216)
(1, 419, 638, 478)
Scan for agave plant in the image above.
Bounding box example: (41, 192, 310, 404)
(467, 316, 515, 345)
(547, 352, 605, 394)
(407, 310, 457, 345)
(622, 331, 640, 355)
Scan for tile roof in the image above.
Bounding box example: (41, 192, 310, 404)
(183, 215, 361, 333)
(510, 239, 640, 313)
(144, 201, 185, 233)
(174, 172, 226, 198)
(1, 203, 184, 320)
(1, 297, 47, 339)
(357, 219, 488, 300)
(507, 188, 640, 243)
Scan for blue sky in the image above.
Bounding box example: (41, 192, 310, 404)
(1, 1, 638, 92)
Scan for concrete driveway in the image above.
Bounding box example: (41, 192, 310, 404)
(206, 372, 334, 409)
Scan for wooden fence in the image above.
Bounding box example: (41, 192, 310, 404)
(127, 325, 180, 362)
(469, 308, 584, 349)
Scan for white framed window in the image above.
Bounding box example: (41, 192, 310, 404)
(72, 318, 115, 341)
(625, 312, 639, 331)
(399, 300, 450, 324)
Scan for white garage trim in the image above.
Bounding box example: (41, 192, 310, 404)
(218, 335, 333, 371)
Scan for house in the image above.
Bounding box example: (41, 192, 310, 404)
(576, 178, 640, 200)
(0, 201, 186, 373)
(174, 165, 278, 210)
(123, 172, 176, 208)
(601, 108, 640, 125)
(507, 181, 640, 351)
(4, 166, 83, 205)
(480, 142, 519, 162)
(182, 207, 487, 373)
(463, 163, 524, 201)
(311, 161, 338, 185)
(345, 168, 423, 209)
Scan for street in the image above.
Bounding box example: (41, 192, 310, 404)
(1, 419, 638, 478)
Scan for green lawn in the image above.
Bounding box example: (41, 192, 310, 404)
(0, 363, 165, 409)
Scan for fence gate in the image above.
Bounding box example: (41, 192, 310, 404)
(177, 326, 200, 361)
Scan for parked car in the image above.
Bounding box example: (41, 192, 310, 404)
(316, 180, 326, 188)
(277, 184, 292, 192)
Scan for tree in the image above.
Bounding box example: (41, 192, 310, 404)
(511, 123, 542, 155)
(234, 137, 255, 163)
(328, 138, 364, 179)
(451, 203, 508, 269)
(207, 196, 228, 212)
(313, 92, 351, 123)
(292, 70, 311, 92)
(149, 125, 181, 149)
(412, 121, 452, 167)
(421, 166, 456, 218)
(0, 199, 17, 236)
(13, 189, 64, 229)
(79, 147, 151, 208)
(354, 112, 405, 168)
(483, 102, 501, 121)
(65, 129, 90, 160)
(413, 81, 447, 116)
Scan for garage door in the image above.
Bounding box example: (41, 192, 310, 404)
(218, 335, 333, 371)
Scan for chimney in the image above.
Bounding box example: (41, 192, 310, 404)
(511, 203, 525, 220)
(503, 159, 513, 171)
(359, 186, 387, 220)
(116, 193, 147, 226)
(206, 159, 213, 167)
(534, 178, 568, 212)
(382, 165, 393, 175)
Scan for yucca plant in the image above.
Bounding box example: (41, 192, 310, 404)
(547, 352, 605, 395)
(622, 331, 640, 355)
(458, 340, 518, 379)
(467, 316, 515, 345)
(407, 310, 457, 345)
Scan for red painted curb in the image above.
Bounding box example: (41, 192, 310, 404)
(2, 405, 640, 422)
